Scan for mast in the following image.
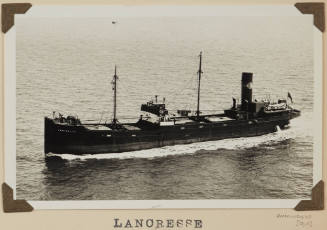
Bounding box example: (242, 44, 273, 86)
(196, 51, 203, 120)
(112, 65, 118, 125)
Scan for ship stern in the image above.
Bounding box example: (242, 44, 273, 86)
(290, 109, 301, 119)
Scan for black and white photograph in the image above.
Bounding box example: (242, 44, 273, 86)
(4, 5, 322, 208)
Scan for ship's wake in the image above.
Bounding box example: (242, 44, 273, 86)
(49, 112, 313, 161)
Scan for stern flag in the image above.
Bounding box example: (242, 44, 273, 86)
(287, 92, 293, 103)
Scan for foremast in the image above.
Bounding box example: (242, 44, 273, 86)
(112, 65, 118, 125)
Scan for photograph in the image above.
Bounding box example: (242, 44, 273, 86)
(11, 6, 320, 204)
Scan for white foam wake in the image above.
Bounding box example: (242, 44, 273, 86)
(50, 113, 312, 161)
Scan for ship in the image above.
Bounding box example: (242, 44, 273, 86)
(44, 52, 300, 155)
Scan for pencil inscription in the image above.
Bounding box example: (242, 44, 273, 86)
(276, 214, 312, 228)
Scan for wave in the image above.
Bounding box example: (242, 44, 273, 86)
(49, 112, 313, 161)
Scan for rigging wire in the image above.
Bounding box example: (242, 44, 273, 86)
(85, 59, 208, 121)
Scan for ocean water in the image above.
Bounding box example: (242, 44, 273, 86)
(16, 16, 314, 200)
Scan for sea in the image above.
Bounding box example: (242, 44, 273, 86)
(15, 16, 314, 200)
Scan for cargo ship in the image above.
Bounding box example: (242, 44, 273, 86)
(44, 52, 300, 155)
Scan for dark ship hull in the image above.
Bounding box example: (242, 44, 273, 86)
(44, 54, 301, 155)
(44, 110, 300, 155)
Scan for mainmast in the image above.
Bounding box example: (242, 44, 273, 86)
(196, 51, 203, 120)
(112, 65, 118, 125)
